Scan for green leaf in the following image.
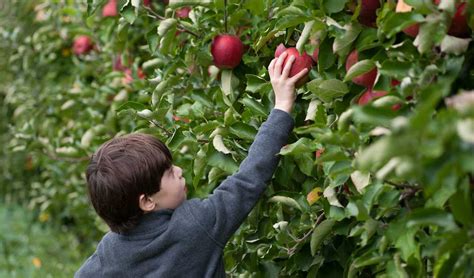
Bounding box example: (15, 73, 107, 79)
(228, 122, 257, 141)
(243, 0, 265, 15)
(115, 101, 147, 112)
(449, 178, 473, 227)
(344, 60, 376, 82)
(120, 4, 137, 24)
(158, 19, 178, 36)
(169, 0, 212, 8)
(239, 96, 268, 117)
(379, 60, 413, 79)
(381, 12, 424, 38)
(310, 219, 336, 256)
(208, 151, 238, 174)
(296, 21, 314, 53)
(294, 152, 314, 176)
(333, 24, 362, 56)
(279, 138, 318, 156)
(323, 0, 348, 14)
(245, 74, 269, 93)
(307, 79, 349, 103)
(414, 14, 444, 54)
(268, 196, 303, 211)
(406, 208, 458, 231)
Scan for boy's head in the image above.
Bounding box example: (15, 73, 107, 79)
(86, 133, 187, 234)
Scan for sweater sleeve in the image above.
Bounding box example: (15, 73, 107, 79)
(184, 109, 294, 247)
(74, 252, 103, 278)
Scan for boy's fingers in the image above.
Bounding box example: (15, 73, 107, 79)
(289, 68, 308, 83)
(274, 52, 288, 77)
(268, 58, 276, 77)
(281, 55, 295, 79)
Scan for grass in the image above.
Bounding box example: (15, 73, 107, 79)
(0, 204, 89, 278)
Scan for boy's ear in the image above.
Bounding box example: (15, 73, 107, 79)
(139, 194, 156, 212)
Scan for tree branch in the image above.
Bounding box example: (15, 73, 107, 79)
(143, 6, 200, 38)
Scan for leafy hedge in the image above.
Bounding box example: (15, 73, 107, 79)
(1, 0, 473, 276)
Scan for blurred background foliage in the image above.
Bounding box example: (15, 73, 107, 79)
(1, 0, 473, 277)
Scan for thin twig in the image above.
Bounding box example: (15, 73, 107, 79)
(384, 180, 419, 189)
(143, 6, 199, 37)
(149, 119, 173, 137)
(286, 212, 326, 256)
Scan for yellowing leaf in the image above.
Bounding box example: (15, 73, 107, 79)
(38, 212, 50, 223)
(32, 257, 42, 268)
(307, 187, 322, 205)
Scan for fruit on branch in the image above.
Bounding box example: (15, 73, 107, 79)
(102, 0, 118, 17)
(279, 47, 313, 87)
(176, 7, 191, 19)
(143, 0, 151, 7)
(345, 50, 378, 88)
(396, 0, 420, 37)
(358, 89, 387, 105)
(211, 34, 244, 69)
(73, 35, 93, 55)
(391, 79, 401, 87)
(397, 0, 471, 38)
(358, 0, 381, 27)
(446, 2, 470, 38)
(315, 148, 325, 159)
(274, 43, 287, 58)
(358, 89, 401, 111)
(122, 67, 146, 85)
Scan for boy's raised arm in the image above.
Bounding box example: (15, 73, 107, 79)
(184, 53, 308, 246)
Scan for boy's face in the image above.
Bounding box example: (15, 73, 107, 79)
(150, 165, 187, 210)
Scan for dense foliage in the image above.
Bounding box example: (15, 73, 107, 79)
(1, 0, 473, 276)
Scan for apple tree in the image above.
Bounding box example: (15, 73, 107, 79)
(1, 0, 474, 276)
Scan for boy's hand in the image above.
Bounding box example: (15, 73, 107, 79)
(268, 52, 309, 114)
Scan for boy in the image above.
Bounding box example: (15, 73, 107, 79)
(75, 52, 308, 277)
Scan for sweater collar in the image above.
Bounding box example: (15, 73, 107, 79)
(119, 209, 174, 237)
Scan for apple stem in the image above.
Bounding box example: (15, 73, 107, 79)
(224, 0, 228, 33)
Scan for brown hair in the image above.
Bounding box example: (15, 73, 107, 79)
(86, 133, 172, 233)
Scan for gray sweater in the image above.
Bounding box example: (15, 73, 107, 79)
(75, 109, 294, 277)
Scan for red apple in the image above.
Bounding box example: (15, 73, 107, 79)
(315, 148, 325, 158)
(122, 68, 145, 84)
(358, 88, 401, 111)
(102, 0, 118, 17)
(176, 7, 191, 19)
(358, 89, 388, 105)
(432, 0, 470, 38)
(211, 34, 244, 69)
(281, 47, 313, 87)
(448, 3, 470, 38)
(358, 0, 381, 27)
(143, 0, 151, 7)
(274, 43, 287, 58)
(391, 79, 401, 87)
(137, 67, 146, 79)
(73, 35, 93, 55)
(396, 0, 420, 37)
(346, 50, 377, 88)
